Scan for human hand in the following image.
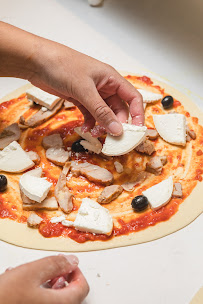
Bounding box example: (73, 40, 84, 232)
(0, 22, 144, 136)
(0, 255, 89, 304)
(29, 40, 144, 136)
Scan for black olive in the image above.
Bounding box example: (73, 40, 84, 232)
(131, 195, 149, 212)
(0, 175, 7, 192)
(161, 95, 174, 109)
(71, 139, 87, 152)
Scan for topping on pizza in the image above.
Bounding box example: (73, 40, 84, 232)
(26, 86, 61, 110)
(97, 185, 123, 204)
(102, 124, 147, 156)
(137, 89, 163, 103)
(46, 147, 69, 166)
(27, 213, 43, 228)
(0, 123, 21, 150)
(26, 151, 41, 165)
(42, 133, 63, 150)
(153, 114, 186, 146)
(74, 198, 113, 236)
(142, 176, 173, 210)
(74, 127, 102, 154)
(71, 161, 114, 185)
(0, 141, 34, 172)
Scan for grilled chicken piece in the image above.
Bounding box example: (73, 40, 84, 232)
(186, 125, 196, 142)
(64, 100, 75, 109)
(114, 161, 124, 174)
(173, 182, 183, 198)
(42, 134, 63, 150)
(122, 171, 147, 192)
(0, 123, 21, 149)
(23, 197, 58, 211)
(146, 129, 159, 140)
(46, 147, 69, 166)
(71, 161, 114, 185)
(27, 213, 43, 228)
(20, 99, 63, 128)
(55, 162, 73, 213)
(135, 139, 155, 155)
(97, 185, 123, 204)
(146, 155, 168, 175)
(26, 151, 40, 165)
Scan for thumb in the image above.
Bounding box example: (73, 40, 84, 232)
(12, 255, 79, 286)
(79, 85, 123, 136)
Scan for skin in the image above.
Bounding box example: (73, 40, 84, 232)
(0, 21, 144, 302)
(0, 22, 144, 136)
(0, 255, 89, 304)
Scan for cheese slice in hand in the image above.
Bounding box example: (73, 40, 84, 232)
(26, 87, 61, 110)
(20, 174, 52, 203)
(143, 176, 173, 210)
(0, 141, 34, 173)
(153, 114, 186, 146)
(137, 89, 163, 103)
(102, 123, 147, 156)
(74, 198, 113, 235)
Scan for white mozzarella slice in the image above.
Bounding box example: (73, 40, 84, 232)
(153, 114, 186, 146)
(137, 89, 163, 103)
(143, 176, 173, 210)
(20, 174, 52, 203)
(74, 198, 113, 235)
(61, 220, 74, 227)
(26, 87, 61, 110)
(50, 215, 66, 223)
(23, 167, 42, 178)
(0, 141, 34, 173)
(102, 124, 147, 156)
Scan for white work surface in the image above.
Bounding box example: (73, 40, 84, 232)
(0, 1, 203, 303)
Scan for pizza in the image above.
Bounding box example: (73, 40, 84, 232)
(0, 73, 202, 252)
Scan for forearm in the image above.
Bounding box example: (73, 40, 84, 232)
(0, 22, 40, 79)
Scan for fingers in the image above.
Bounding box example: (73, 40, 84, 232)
(78, 84, 123, 136)
(46, 267, 89, 304)
(105, 94, 129, 123)
(13, 255, 79, 286)
(108, 74, 145, 126)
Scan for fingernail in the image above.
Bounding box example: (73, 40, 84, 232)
(108, 121, 123, 136)
(59, 254, 79, 266)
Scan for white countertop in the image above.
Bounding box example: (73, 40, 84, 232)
(0, 1, 202, 303)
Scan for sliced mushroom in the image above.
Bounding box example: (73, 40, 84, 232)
(20, 99, 63, 128)
(27, 213, 43, 228)
(97, 185, 123, 204)
(186, 125, 196, 141)
(0, 123, 21, 150)
(46, 147, 69, 166)
(42, 134, 63, 150)
(74, 127, 102, 154)
(55, 162, 73, 213)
